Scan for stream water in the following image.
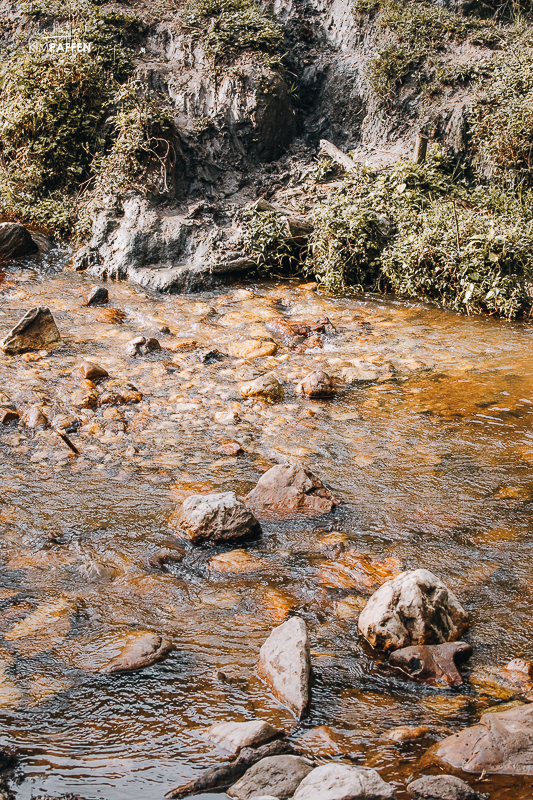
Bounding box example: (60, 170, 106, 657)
(0, 249, 532, 800)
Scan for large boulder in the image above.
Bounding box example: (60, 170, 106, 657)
(358, 569, 469, 652)
(427, 703, 533, 775)
(292, 763, 396, 800)
(228, 755, 313, 800)
(245, 464, 340, 518)
(1, 307, 61, 354)
(174, 491, 261, 544)
(0, 222, 38, 259)
(257, 617, 310, 718)
(407, 774, 485, 800)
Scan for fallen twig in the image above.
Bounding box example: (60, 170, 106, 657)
(55, 429, 80, 455)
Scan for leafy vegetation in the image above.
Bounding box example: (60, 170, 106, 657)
(181, 0, 283, 65)
(0, 5, 171, 239)
(243, 148, 533, 318)
(354, 0, 498, 99)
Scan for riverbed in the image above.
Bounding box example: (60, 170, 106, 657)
(0, 250, 532, 800)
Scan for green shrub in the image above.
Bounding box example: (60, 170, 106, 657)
(182, 0, 283, 64)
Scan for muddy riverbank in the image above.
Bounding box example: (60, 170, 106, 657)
(0, 251, 532, 799)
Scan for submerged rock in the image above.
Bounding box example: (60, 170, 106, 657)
(407, 775, 485, 800)
(99, 380, 142, 405)
(257, 616, 310, 718)
(174, 491, 261, 544)
(0, 222, 38, 259)
(427, 703, 533, 775)
(1, 307, 61, 354)
(246, 463, 340, 518)
(206, 720, 283, 755)
(382, 725, 432, 743)
(229, 339, 278, 359)
(4, 599, 75, 657)
(358, 569, 469, 652)
(296, 370, 336, 398)
(71, 380, 99, 410)
(228, 755, 313, 800)
(86, 285, 109, 306)
(292, 763, 396, 800)
(469, 658, 533, 699)
(240, 373, 284, 403)
(57, 630, 171, 673)
(208, 549, 264, 572)
(388, 642, 472, 687)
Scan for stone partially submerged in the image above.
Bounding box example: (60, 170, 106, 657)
(0, 222, 38, 260)
(292, 763, 396, 800)
(206, 719, 283, 756)
(407, 774, 485, 800)
(1, 307, 61, 354)
(245, 463, 340, 518)
(174, 491, 261, 544)
(358, 569, 469, 652)
(257, 616, 310, 718)
(388, 642, 472, 687)
(57, 630, 171, 674)
(427, 703, 533, 775)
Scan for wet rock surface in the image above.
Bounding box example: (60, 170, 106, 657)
(1, 307, 61, 354)
(407, 775, 486, 800)
(429, 704, 533, 775)
(388, 642, 472, 686)
(57, 630, 171, 673)
(246, 463, 340, 518)
(358, 569, 469, 651)
(240, 373, 285, 403)
(206, 719, 283, 755)
(228, 754, 313, 800)
(174, 491, 261, 544)
(85, 286, 109, 307)
(296, 370, 336, 398)
(0, 222, 38, 260)
(257, 617, 310, 718)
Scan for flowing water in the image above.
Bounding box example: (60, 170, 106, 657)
(0, 249, 532, 800)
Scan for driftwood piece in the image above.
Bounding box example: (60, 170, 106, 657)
(319, 139, 358, 172)
(165, 738, 293, 798)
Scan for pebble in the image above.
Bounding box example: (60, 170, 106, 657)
(78, 361, 109, 382)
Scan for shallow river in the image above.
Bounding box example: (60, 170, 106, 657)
(0, 249, 532, 800)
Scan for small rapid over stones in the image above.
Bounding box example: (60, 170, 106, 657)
(0, 250, 533, 799)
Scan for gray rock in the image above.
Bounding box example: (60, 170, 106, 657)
(0, 222, 38, 259)
(206, 719, 283, 755)
(245, 463, 340, 519)
(358, 569, 469, 652)
(176, 491, 262, 544)
(257, 617, 310, 718)
(1, 307, 61, 354)
(240, 373, 284, 403)
(407, 774, 485, 800)
(228, 755, 313, 800)
(292, 763, 396, 800)
(86, 285, 108, 306)
(428, 703, 533, 775)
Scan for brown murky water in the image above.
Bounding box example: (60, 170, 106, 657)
(0, 247, 532, 800)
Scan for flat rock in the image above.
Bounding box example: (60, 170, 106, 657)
(228, 755, 313, 800)
(381, 725, 432, 743)
(407, 775, 486, 799)
(1, 307, 61, 354)
(4, 599, 75, 657)
(470, 658, 533, 699)
(389, 642, 472, 687)
(229, 339, 278, 359)
(240, 373, 284, 403)
(358, 569, 469, 652)
(175, 491, 261, 544)
(296, 370, 336, 398)
(245, 463, 340, 519)
(86, 286, 108, 306)
(206, 720, 283, 755)
(257, 616, 310, 718)
(78, 361, 109, 382)
(428, 703, 533, 775)
(292, 763, 396, 800)
(0, 222, 38, 259)
(208, 549, 264, 572)
(57, 630, 171, 673)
